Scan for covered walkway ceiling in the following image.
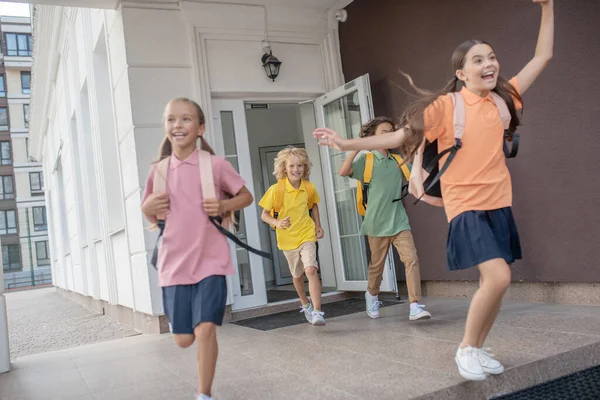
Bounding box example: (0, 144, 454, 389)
(0, 0, 347, 10)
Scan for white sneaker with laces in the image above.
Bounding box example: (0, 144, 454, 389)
(455, 345, 486, 381)
(300, 302, 314, 323)
(478, 347, 504, 374)
(365, 291, 383, 319)
(311, 310, 326, 326)
(409, 303, 431, 321)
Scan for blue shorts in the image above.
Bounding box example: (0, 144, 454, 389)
(161, 275, 227, 334)
(447, 207, 522, 271)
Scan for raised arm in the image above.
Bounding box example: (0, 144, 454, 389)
(339, 151, 360, 177)
(314, 127, 407, 152)
(516, 0, 554, 95)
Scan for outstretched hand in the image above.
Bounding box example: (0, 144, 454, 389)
(313, 128, 346, 151)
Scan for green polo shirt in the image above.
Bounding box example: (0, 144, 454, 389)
(350, 151, 411, 237)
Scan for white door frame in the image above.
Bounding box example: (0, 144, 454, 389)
(212, 100, 267, 310)
(314, 74, 397, 292)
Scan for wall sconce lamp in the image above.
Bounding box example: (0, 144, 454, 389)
(261, 41, 282, 82)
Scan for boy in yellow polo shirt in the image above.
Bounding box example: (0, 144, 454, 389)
(259, 147, 326, 326)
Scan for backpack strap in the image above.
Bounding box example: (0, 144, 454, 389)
(490, 92, 519, 159)
(363, 152, 375, 184)
(153, 158, 170, 221)
(450, 92, 466, 141)
(419, 93, 464, 197)
(272, 179, 287, 217)
(390, 153, 411, 203)
(305, 180, 315, 210)
(390, 153, 411, 180)
(490, 92, 511, 130)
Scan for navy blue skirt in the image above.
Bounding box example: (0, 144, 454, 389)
(447, 207, 522, 271)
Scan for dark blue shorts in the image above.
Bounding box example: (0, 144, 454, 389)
(447, 207, 522, 271)
(161, 275, 227, 334)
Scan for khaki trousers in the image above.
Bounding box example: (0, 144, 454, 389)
(367, 230, 421, 303)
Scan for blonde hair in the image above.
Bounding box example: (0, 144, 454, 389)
(156, 97, 215, 162)
(273, 146, 312, 181)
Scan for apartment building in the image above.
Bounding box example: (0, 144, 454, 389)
(1, 14, 50, 289)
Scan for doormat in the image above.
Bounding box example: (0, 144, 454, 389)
(232, 298, 400, 331)
(489, 364, 600, 400)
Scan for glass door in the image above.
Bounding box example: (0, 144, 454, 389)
(212, 100, 267, 310)
(314, 75, 397, 292)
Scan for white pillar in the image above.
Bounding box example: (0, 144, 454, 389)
(0, 239, 11, 373)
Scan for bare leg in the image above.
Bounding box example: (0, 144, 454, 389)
(194, 323, 218, 397)
(461, 258, 511, 348)
(292, 276, 310, 306)
(305, 266, 322, 310)
(477, 273, 503, 348)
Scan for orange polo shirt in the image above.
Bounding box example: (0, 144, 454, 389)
(424, 77, 522, 222)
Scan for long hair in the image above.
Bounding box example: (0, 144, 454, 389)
(360, 116, 395, 138)
(273, 146, 312, 181)
(156, 97, 215, 162)
(398, 39, 523, 162)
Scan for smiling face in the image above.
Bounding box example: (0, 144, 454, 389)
(164, 100, 205, 154)
(285, 156, 305, 185)
(455, 43, 500, 96)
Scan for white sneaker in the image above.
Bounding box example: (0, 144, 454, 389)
(365, 291, 383, 319)
(197, 394, 212, 400)
(478, 348, 504, 374)
(409, 303, 431, 321)
(311, 310, 326, 326)
(300, 302, 314, 323)
(455, 345, 486, 381)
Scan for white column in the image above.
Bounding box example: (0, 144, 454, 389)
(0, 239, 11, 373)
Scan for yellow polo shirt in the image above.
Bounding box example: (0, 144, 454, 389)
(259, 178, 320, 251)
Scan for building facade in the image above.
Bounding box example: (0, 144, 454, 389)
(1, 14, 50, 289)
(21, 0, 599, 332)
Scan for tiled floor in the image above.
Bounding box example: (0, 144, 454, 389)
(1, 297, 599, 400)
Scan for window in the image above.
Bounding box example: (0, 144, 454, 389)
(0, 142, 10, 165)
(0, 176, 14, 200)
(24, 104, 29, 128)
(0, 210, 17, 235)
(2, 244, 21, 271)
(33, 206, 47, 231)
(0, 75, 5, 97)
(21, 71, 31, 95)
(0, 108, 8, 131)
(30, 172, 43, 195)
(35, 241, 50, 266)
(5, 33, 32, 57)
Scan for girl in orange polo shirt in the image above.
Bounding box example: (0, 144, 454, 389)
(314, 0, 553, 382)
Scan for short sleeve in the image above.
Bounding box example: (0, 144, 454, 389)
(258, 185, 276, 211)
(215, 156, 246, 196)
(141, 166, 156, 204)
(311, 184, 320, 204)
(423, 95, 452, 143)
(508, 76, 523, 110)
(349, 153, 366, 181)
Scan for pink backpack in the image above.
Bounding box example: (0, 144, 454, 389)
(408, 91, 517, 207)
(149, 149, 270, 269)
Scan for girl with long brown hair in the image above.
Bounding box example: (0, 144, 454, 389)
(315, 0, 554, 381)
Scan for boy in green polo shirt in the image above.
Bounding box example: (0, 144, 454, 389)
(339, 117, 431, 321)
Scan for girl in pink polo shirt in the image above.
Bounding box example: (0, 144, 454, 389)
(141, 97, 253, 400)
(315, 0, 553, 382)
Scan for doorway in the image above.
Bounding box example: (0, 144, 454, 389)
(212, 74, 398, 311)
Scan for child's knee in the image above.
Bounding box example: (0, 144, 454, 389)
(305, 266, 318, 278)
(174, 334, 195, 348)
(194, 322, 217, 341)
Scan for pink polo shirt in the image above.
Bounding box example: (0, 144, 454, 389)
(142, 150, 245, 287)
